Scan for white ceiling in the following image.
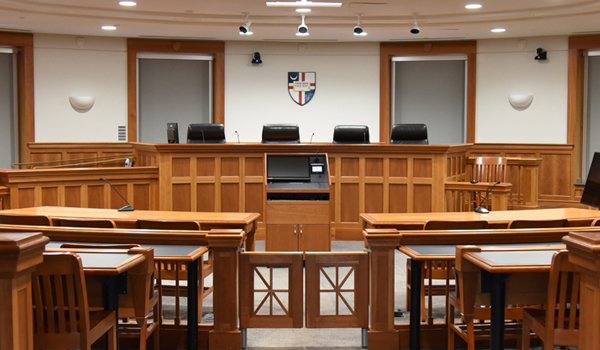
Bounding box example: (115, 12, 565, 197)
(1, 0, 600, 42)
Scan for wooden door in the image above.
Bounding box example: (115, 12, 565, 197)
(265, 224, 298, 251)
(298, 224, 330, 252)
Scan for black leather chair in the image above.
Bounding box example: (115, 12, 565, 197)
(390, 124, 428, 144)
(261, 124, 300, 143)
(332, 125, 370, 144)
(187, 123, 226, 143)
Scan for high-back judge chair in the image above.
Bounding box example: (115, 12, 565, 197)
(32, 252, 117, 350)
(390, 123, 428, 144)
(261, 124, 300, 143)
(332, 125, 370, 144)
(187, 123, 226, 143)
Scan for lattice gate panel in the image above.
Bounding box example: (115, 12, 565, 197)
(305, 252, 369, 328)
(239, 252, 303, 328)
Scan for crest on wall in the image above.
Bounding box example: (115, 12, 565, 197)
(288, 72, 316, 106)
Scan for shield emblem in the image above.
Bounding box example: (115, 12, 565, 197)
(288, 72, 316, 106)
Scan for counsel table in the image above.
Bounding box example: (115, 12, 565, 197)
(1, 206, 260, 250)
(361, 207, 600, 229)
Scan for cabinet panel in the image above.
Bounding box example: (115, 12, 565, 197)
(266, 201, 330, 224)
(298, 224, 330, 252)
(266, 224, 298, 251)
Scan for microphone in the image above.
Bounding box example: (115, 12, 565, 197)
(363, 132, 367, 144)
(100, 178, 134, 212)
(201, 130, 205, 143)
(474, 181, 501, 213)
(310, 133, 314, 144)
(235, 130, 240, 144)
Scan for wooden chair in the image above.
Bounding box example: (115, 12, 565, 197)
(0, 213, 51, 226)
(54, 217, 117, 228)
(448, 246, 548, 350)
(406, 221, 488, 320)
(521, 250, 580, 349)
(32, 252, 117, 350)
(471, 157, 507, 211)
(508, 219, 569, 229)
(135, 219, 212, 322)
(60, 244, 159, 350)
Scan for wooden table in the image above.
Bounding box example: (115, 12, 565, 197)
(47, 242, 208, 350)
(361, 207, 600, 229)
(399, 243, 564, 350)
(1, 206, 260, 250)
(462, 248, 558, 350)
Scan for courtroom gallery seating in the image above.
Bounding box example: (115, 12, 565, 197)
(32, 252, 117, 350)
(261, 123, 301, 143)
(332, 125, 370, 144)
(507, 219, 569, 229)
(389, 123, 429, 144)
(187, 123, 226, 143)
(0, 213, 51, 226)
(54, 217, 116, 228)
(521, 250, 580, 349)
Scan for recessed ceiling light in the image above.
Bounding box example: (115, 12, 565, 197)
(296, 8, 312, 12)
(465, 4, 482, 9)
(491, 28, 506, 33)
(119, 1, 137, 6)
(267, 0, 341, 7)
(101, 25, 118, 30)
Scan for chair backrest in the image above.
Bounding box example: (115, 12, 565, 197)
(54, 217, 116, 229)
(546, 250, 580, 339)
(424, 220, 488, 230)
(472, 157, 507, 183)
(508, 219, 569, 229)
(60, 243, 141, 249)
(187, 123, 226, 143)
(332, 125, 370, 144)
(32, 252, 91, 344)
(390, 124, 428, 144)
(0, 214, 51, 226)
(135, 219, 201, 230)
(261, 124, 300, 144)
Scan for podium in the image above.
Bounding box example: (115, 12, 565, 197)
(264, 153, 331, 252)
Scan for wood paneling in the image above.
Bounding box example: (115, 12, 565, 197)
(172, 158, 191, 177)
(87, 185, 104, 208)
(389, 185, 408, 213)
(221, 183, 239, 212)
(172, 184, 191, 211)
(365, 184, 384, 213)
(41, 187, 58, 206)
(197, 183, 216, 212)
(25, 143, 134, 169)
(413, 185, 432, 213)
(340, 183, 360, 223)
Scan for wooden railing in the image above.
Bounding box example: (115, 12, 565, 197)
(0, 186, 8, 210)
(13, 153, 135, 169)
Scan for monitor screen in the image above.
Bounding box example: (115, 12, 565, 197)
(267, 155, 310, 181)
(581, 152, 600, 209)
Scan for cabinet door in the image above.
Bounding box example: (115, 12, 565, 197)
(298, 224, 330, 252)
(266, 224, 299, 251)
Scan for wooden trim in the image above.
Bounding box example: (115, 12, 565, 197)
(126, 39, 225, 142)
(0, 32, 34, 164)
(379, 41, 477, 143)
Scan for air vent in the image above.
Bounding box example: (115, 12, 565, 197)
(118, 125, 127, 142)
(139, 35, 216, 41)
(349, 2, 387, 7)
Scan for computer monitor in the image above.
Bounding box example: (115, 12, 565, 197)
(581, 152, 600, 208)
(167, 123, 179, 144)
(266, 155, 310, 181)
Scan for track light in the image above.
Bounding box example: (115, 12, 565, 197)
(251, 52, 262, 64)
(410, 14, 420, 34)
(239, 14, 253, 35)
(535, 48, 547, 60)
(297, 14, 309, 36)
(353, 14, 367, 36)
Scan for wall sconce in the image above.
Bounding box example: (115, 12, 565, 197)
(69, 96, 95, 113)
(508, 94, 533, 110)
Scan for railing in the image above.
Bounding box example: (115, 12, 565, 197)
(12, 153, 136, 169)
(0, 186, 9, 210)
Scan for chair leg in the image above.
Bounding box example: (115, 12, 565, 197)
(466, 321, 475, 350)
(447, 303, 455, 350)
(406, 259, 411, 311)
(521, 317, 531, 350)
(108, 324, 117, 350)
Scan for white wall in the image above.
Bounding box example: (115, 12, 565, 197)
(34, 34, 127, 142)
(224, 41, 380, 142)
(475, 36, 569, 144)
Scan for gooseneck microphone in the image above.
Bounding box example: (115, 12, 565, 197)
(100, 178, 134, 212)
(310, 133, 315, 144)
(201, 130, 205, 143)
(474, 181, 501, 213)
(235, 130, 240, 144)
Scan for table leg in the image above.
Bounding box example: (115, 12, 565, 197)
(104, 273, 126, 350)
(489, 273, 509, 350)
(409, 259, 422, 350)
(187, 259, 199, 350)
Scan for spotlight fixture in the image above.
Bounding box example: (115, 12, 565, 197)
(101, 25, 117, 31)
(353, 14, 366, 36)
(267, 0, 341, 7)
(239, 14, 253, 35)
(119, 1, 137, 6)
(297, 14, 309, 36)
(491, 28, 506, 33)
(410, 14, 420, 34)
(251, 52, 262, 64)
(535, 48, 547, 60)
(465, 3, 482, 9)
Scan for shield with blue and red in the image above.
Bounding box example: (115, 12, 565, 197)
(288, 72, 316, 106)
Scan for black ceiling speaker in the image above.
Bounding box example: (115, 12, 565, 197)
(535, 48, 547, 60)
(251, 52, 262, 64)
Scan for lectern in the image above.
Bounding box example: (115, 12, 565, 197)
(264, 153, 331, 252)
